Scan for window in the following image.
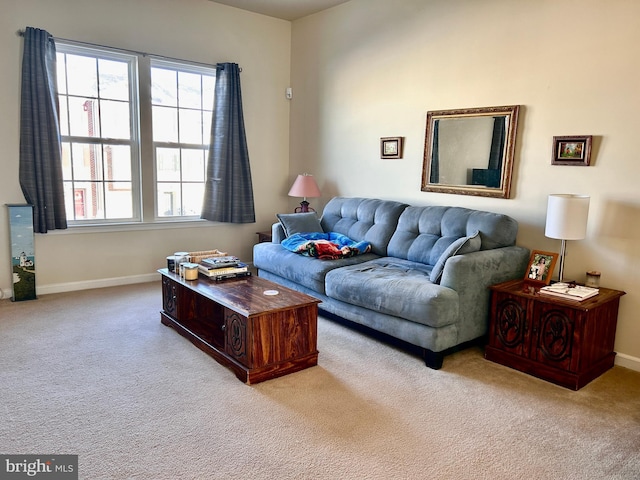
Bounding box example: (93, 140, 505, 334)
(151, 60, 215, 217)
(57, 45, 139, 223)
(56, 42, 216, 225)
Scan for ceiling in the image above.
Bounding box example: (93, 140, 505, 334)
(209, 0, 350, 21)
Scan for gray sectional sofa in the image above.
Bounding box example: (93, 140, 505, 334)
(253, 197, 529, 369)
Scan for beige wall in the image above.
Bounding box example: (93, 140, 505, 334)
(0, 0, 291, 292)
(290, 0, 640, 367)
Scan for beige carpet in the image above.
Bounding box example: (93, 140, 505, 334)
(1, 281, 639, 479)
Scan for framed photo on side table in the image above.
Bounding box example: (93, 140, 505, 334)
(552, 135, 592, 166)
(525, 250, 558, 285)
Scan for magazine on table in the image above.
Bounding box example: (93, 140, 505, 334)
(539, 283, 599, 301)
(201, 256, 240, 269)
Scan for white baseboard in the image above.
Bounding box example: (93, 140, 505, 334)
(0, 274, 159, 300)
(615, 353, 640, 373)
(37, 272, 161, 295)
(2, 263, 257, 299)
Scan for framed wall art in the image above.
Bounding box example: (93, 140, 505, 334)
(381, 137, 403, 159)
(552, 135, 592, 166)
(525, 250, 558, 285)
(7, 204, 37, 301)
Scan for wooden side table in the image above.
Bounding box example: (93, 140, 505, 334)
(256, 230, 272, 243)
(485, 279, 625, 390)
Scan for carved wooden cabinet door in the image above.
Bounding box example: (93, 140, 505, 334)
(531, 303, 578, 372)
(162, 276, 178, 318)
(489, 294, 529, 357)
(225, 309, 248, 367)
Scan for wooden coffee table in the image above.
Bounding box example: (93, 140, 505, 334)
(159, 268, 320, 384)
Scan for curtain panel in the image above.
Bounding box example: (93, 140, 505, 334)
(201, 63, 255, 224)
(19, 27, 67, 233)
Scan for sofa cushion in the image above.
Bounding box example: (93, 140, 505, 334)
(387, 205, 518, 265)
(276, 212, 323, 237)
(253, 242, 378, 295)
(320, 197, 408, 256)
(429, 230, 481, 283)
(325, 258, 459, 328)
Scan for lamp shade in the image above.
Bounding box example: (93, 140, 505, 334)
(545, 194, 590, 240)
(288, 174, 321, 199)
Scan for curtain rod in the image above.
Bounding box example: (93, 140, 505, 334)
(16, 29, 238, 71)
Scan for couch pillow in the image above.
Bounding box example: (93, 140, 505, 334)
(430, 231, 481, 283)
(276, 212, 323, 237)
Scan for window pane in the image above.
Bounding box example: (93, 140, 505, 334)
(98, 59, 129, 101)
(72, 143, 103, 181)
(181, 149, 205, 182)
(179, 109, 203, 144)
(61, 142, 72, 180)
(66, 54, 98, 97)
(63, 182, 74, 220)
(59, 97, 69, 136)
(72, 181, 105, 220)
(104, 145, 132, 181)
(151, 68, 177, 107)
(156, 148, 180, 181)
(56, 53, 67, 95)
(203, 75, 215, 109)
(157, 183, 180, 217)
(68, 97, 100, 137)
(100, 100, 131, 139)
(182, 183, 205, 216)
(202, 112, 212, 144)
(152, 106, 178, 142)
(105, 182, 133, 218)
(178, 72, 202, 109)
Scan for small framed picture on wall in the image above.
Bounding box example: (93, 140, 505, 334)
(381, 137, 403, 159)
(552, 135, 592, 166)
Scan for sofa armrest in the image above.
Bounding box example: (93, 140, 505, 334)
(440, 246, 530, 343)
(271, 222, 286, 244)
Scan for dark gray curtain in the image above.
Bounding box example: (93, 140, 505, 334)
(488, 116, 506, 170)
(19, 27, 67, 233)
(201, 63, 255, 223)
(429, 119, 440, 183)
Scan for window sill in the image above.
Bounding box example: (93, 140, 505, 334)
(48, 219, 217, 234)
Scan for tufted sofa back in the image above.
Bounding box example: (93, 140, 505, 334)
(387, 205, 519, 265)
(320, 197, 408, 256)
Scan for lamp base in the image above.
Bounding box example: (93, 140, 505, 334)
(294, 201, 316, 213)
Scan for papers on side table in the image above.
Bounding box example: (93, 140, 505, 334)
(539, 283, 599, 301)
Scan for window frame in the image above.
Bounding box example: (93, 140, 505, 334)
(55, 41, 216, 228)
(57, 42, 142, 225)
(149, 57, 216, 220)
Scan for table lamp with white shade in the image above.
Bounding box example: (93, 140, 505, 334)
(544, 194, 590, 283)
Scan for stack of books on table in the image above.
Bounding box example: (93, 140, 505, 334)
(198, 256, 250, 280)
(538, 283, 599, 302)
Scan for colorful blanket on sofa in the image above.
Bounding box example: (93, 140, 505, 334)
(281, 232, 372, 259)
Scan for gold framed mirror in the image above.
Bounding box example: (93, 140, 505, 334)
(421, 105, 520, 199)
